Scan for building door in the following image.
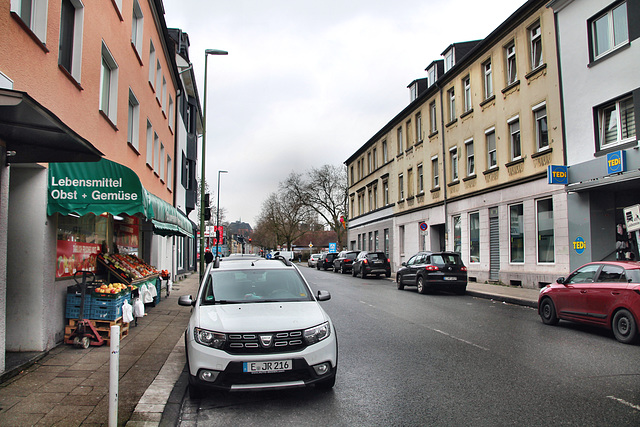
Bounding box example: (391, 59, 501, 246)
(489, 207, 500, 281)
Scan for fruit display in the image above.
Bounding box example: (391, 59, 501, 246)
(94, 283, 128, 295)
(98, 253, 159, 283)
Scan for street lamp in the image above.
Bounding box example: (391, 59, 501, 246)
(200, 48, 228, 280)
(216, 170, 228, 258)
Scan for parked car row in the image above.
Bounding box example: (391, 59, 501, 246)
(313, 250, 392, 279)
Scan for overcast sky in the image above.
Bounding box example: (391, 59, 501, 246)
(163, 0, 525, 226)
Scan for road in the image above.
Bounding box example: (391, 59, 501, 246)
(178, 266, 640, 426)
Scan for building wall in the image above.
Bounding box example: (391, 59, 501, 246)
(0, 0, 178, 203)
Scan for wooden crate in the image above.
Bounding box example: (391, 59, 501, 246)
(65, 317, 130, 345)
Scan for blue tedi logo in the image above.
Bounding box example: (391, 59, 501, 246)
(606, 150, 626, 175)
(573, 236, 586, 255)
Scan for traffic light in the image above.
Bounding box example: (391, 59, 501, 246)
(204, 207, 211, 220)
(204, 193, 210, 207)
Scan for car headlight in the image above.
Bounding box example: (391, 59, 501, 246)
(303, 322, 331, 345)
(194, 327, 227, 349)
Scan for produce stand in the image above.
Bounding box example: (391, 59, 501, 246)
(97, 253, 160, 287)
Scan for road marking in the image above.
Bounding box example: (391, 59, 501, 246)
(359, 300, 375, 308)
(607, 396, 640, 412)
(433, 329, 490, 351)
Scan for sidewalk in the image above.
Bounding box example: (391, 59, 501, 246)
(0, 271, 540, 426)
(0, 272, 200, 426)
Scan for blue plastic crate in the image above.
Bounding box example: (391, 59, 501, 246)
(66, 293, 93, 318)
(65, 305, 81, 319)
(92, 292, 129, 309)
(66, 292, 92, 307)
(89, 304, 123, 321)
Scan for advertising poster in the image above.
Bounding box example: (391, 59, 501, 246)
(56, 241, 101, 278)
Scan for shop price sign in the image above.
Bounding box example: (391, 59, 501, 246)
(56, 241, 101, 278)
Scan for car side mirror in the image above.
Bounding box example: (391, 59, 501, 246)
(401, 262, 407, 267)
(178, 295, 195, 306)
(556, 277, 565, 285)
(317, 290, 331, 301)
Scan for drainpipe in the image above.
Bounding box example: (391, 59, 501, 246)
(436, 82, 449, 250)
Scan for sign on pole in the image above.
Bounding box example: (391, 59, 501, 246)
(623, 204, 640, 232)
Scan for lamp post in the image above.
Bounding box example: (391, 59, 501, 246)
(200, 48, 228, 280)
(215, 170, 228, 258)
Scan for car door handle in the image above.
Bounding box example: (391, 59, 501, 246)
(580, 290, 588, 294)
(611, 291, 620, 296)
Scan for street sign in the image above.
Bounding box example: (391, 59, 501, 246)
(623, 204, 640, 232)
(419, 222, 428, 231)
(329, 243, 337, 253)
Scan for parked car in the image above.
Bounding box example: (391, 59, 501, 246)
(396, 251, 467, 295)
(178, 257, 337, 394)
(352, 251, 391, 278)
(333, 250, 360, 274)
(538, 261, 640, 344)
(308, 253, 322, 268)
(317, 252, 338, 271)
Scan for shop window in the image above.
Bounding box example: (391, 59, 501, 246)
(56, 214, 109, 278)
(510, 204, 524, 263)
(453, 215, 461, 253)
(537, 198, 555, 263)
(469, 212, 480, 263)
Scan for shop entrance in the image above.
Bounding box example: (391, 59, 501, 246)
(489, 207, 500, 282)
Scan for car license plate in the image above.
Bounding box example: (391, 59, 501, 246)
(444, 276, 457, 281)
(243, 360, 292, 374)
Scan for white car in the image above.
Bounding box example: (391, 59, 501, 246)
(179, 256, 337, 395)
(308, 253, 322, 268)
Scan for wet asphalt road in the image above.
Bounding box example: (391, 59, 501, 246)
(178, 266, 640, 426)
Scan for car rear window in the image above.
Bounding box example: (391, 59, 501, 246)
(369, 253, 386, 260)
(430, 254, 463, 266)
(346, 253, 358, 259)
(201, 269, 313, 304)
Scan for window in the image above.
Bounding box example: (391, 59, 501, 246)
(155, 60, 162, 98)
(383, 180, 389, 206)
(59, 0, 84, 82)
(509, 117, 521, 160)
(417, 163, 424, 193)
(168, 96, 174, 130)
(100, 43, 118, 123)
(374, 231, 379, 251)
(428, 67, 436, 87)
(469, 212, 480, 263)
(160, 144, 165, 181)
(407, 168, 414, 197)
(384, 229, 390, 256)
(453, 215, 462, 254)
(463, 76, 472, 112)
(598, 95, 635, 149)
(448, 88, 456, 122)
(432, 157, 439, 188)
(398, 173, 404, 201)
(372, 148, 377, 169)
(406, 120, 412, 146)
(534, 104, 548, 151)
(537, 198, 554, 263)
(530, 22, 542, 70)
(12, 0, 49, 43)
(367, 152, 372, 174)
(397, 127, 403, 154)
(590, 1, 628, 60)
(450, 147, 458, 182)
(382, 141, 388, 163)
(486, 129, 497, 169)
(350, 196, 355, 218)
(162, 76, 167, 112)
(167, 155, 173, 191)
(148, 41, 156, 85)
(416, 113, 423, 142)
(153, 132, 159, 171)
(505, 42, 517, 85)
(510, 204, 524, 263)
(350, 166, 354, 185)
(483, 59, 493, 99)
(368, 188, 373, 211)
(146, 120, 153, 165)
(131, 0, 144, 55)
(127, 89, 140, 150)
(465, 139, 475, 176)
(429, 101, 437, 133)
(373, 184, 378, 209)
(444, 50, 454, 72)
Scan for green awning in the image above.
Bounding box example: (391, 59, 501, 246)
(48, 159, 193, 237)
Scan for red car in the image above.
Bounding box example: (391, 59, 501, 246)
(538, 261, 640, 344)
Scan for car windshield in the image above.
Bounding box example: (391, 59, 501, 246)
(369, 253, 385, 260)
(201, 269, 314, 305)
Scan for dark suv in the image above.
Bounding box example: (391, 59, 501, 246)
(333, 250, 360, 274)
(352, 251, 391, 278)
(317, 252, 339, 271)
(396, 251, 467, 295)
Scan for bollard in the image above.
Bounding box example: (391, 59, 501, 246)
(109, 325, 120, 427)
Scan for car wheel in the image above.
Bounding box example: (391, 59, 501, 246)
(340, 265, 345, 274)
(361, 269, 367, 279)
(612, 309, 639, 344)
(385, 271, 391, 278)
(352, 267, 357, 277)
(396, 274, 404, 290)
(539, 297, 559, 325)
(417, 276, 427, 294)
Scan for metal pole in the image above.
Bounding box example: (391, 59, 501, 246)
(109, 325, 120, 427)
(216, 170, 228, 258)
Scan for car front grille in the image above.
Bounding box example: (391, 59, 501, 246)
(225, 329, 307, 354)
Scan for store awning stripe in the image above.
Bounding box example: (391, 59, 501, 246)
(48, 159, 193, 237)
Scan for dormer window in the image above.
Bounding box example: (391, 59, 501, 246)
(410, 83, 418, 102)
(428, 67, 436, 87)
(444, 50, 454, 72)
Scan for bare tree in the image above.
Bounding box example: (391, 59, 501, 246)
(257, 190, 314, 251)
(284, 164, 348, 248)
